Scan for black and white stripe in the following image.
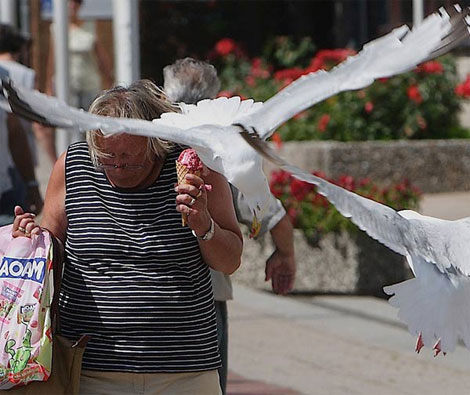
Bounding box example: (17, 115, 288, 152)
(58, 142, 220, 373)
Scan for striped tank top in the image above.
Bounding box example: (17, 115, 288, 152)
(58, 142, 220, 373)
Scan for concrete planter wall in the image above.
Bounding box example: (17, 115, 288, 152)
(263, 139, 470, 193)
(233, 229, 411, 297)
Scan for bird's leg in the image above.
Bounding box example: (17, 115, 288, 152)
(415, 332, 424, 353)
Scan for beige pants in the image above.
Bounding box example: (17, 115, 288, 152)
(79, 369, 222, 395)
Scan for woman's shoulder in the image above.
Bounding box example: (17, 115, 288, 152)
(66, 141, 91, 163)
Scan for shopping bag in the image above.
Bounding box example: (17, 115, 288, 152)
(0, 225, 54, 389)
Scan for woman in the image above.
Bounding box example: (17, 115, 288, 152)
(13, 79, 242, 394)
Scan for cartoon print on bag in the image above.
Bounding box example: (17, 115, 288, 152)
(4, 328, 32, 374)
(4, 304, 36, 374)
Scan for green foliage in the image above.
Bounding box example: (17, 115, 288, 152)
(262, 36, 316, 69)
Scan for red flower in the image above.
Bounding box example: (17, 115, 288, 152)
(274, 68, 305, 82)
(455, 75, 470, 98)
(217, 90, 234, 98)
(395, 183, 407, 193)
(309, 49, 356, 71)
(293, 111, 308, 120)
(317, 114, 331, 132)
(290, 179, 313, 201)
(416, 61, 443, 74)
(364, 101, 374, 113)
(315, 49, 356, 63)
(245, 75, 256, 87)
(312, 193, 328, 208)
(270, 185, 284, 198)
(252, 57, 262, 69)
(250, 57, 270, 79)
(338, 175, 355, 191)
(270, 169, 290, 197)
(270, 170, 290, 186)
(407, 85, 423, 104)
(306, 57, 324, 73)
(215, 38, 236, 56)
(312, 170, 326, 179)
(271, 132, 283, 149)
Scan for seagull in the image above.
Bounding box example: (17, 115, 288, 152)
(1, 6, 469, 238)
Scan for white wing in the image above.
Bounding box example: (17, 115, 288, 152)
(241, 132, 470, 276)
(237, 7, 470, 139)
(241, 133, 470, 353)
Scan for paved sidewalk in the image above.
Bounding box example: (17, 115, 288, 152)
(228, 285, 470, 395)
(420, 191, 470, 220)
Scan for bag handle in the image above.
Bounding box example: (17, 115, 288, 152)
(49, 234, 64, 333)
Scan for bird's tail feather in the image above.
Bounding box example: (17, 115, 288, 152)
(384, 255, 470, 353)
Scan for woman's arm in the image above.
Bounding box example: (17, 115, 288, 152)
(94, 40, 113, 89)
(13, 153, 66, 236)
(40, 152, 67, 243)
(12, 152, 67, 259)
(176, 170, 243, 274)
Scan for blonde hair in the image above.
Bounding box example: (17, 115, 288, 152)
(86, 79, 178, 166)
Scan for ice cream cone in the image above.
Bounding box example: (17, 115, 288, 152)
(176, 161, 200, 226)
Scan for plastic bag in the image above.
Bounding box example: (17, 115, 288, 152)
(0, 225, 54, 389)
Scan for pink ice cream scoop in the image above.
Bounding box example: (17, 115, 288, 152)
(177, 149, 204, 173)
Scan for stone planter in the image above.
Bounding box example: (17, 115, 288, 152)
(232, 229, 411, 297)
(263, 139, 470, 193)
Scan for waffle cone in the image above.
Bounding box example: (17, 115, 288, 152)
(176, 161, 201, 226)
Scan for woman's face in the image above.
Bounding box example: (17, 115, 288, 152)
(96, 134, 157, 189)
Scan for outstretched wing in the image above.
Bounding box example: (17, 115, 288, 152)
(1, 79, 272, 218)
(1, 78, 230, 151)
(239, 128, 412, 256)
(239, 128, 470, 276)
(237, 6, 470, 139)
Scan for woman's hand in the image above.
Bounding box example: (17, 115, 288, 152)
(175, 173, 212, 236)
(12, 205, 41, 238)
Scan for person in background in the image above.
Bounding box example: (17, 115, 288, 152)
(45, 0, 113, 147)
(0, 26, 43, 223)
(46, 0, 113, 109)
(12, 79, 241, 394)
(163, 57, 296, 394)
(0, 23, 57, 164)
